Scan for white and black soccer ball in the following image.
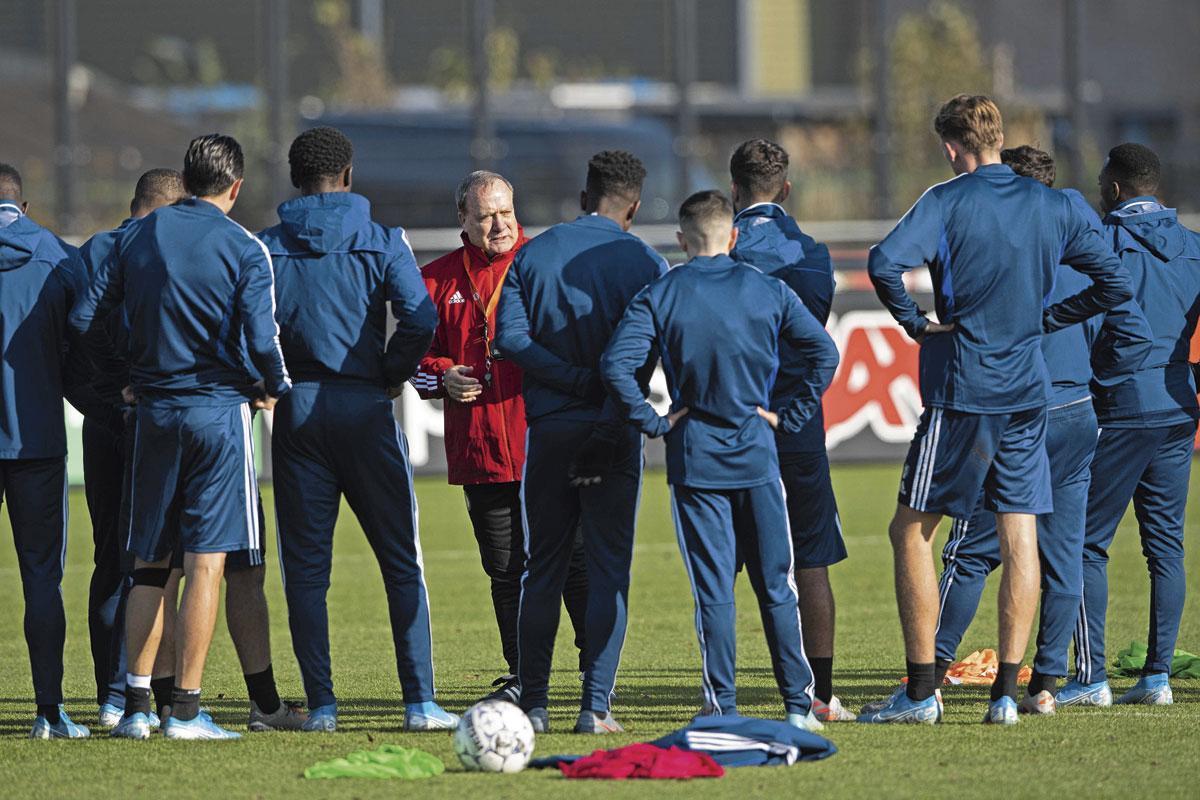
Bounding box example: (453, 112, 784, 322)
(453, 699, 535, 774)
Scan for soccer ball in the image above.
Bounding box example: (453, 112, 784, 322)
(453, 699, 536, 774)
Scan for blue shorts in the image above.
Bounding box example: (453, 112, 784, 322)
(779, 451, 847, 568)
(125, 402, 262, 563)
(169, 502, 266, 572)
(899, 406, 1051, 518)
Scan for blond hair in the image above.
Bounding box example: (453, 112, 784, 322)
(933, 94, 1003, 155)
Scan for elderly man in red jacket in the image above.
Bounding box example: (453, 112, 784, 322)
(413, 171, 588, 702)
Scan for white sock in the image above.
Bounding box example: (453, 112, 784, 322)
(126, 673, 151, 690)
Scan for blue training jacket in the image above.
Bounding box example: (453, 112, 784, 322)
(1090, 196, 1200, 428)
(258, 193, 436, 388)
(601, 253, 839, 489)
(75, 219, 134, 417)
(69, 198, 291, 406)
(1044, 190, 1153, 408)
(731, 202, 834, 454)
(651, 715, 837, 767)
(868, 163, 1133, 413)
(0, 205, 82, 458)
(495, 214, 667, 423)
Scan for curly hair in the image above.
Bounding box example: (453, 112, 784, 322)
(131, 168, 186, 213)
(1001, 145, 1056, 187)
(1104, 142, 1160, 196)
(288, 126, 354, 190)
(585, 150, 646, 202)
(730, 138, 789, 200)
(0, 162, 22, 201)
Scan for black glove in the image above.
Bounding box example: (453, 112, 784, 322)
(567, 427, 622, 486)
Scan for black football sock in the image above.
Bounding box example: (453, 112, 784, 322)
(37, 704, 61, 724)
(150, 676, 174, 718)
(171, 687, 201, 722)
(934, 658, 953, 689)
(125, 686, 152, 717)
(905, 661, 936, 702)
(991, 662, 1021, 702)
(244, 665, 281, 715)
(810, 657, 834, 704)
(1027, 670, 1058, 697)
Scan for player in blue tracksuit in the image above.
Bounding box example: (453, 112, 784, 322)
(71, 134, 291, 741)
(602, 190, 840, 732)
(74, 169, 188, 727)
(0, 163, 92, 738)
(729, 139, 850, 721)
(495, 151, 667, 734)
(258, 127, 455, 732)
(930, 147, 1152, 713)
(1062, 144, 1200, 708)
(863, 96, 1133, 725)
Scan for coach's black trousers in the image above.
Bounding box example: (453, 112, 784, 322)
(0, 457, 68, 707)
(463, 481, 589, 676)
(82, 417, 130, 709)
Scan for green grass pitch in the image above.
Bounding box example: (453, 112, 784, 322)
(0, 463, 1197, 798)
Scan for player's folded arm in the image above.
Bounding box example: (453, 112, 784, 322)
(237, 246, 291, 396)
(600, 292, 670, 439)
(384, 252, 439, 387)
(1045, 217, 1136, 332)
(1089, 299, 1154, 386)
(493, 264, 601, 399)
(68, 244, 131, 384)
(774, 285, 841, 434)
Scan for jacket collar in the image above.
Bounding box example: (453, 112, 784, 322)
(733, 202, 787, 223)
(459, 225, 528, 268)
(685, 253, 738, 270)
(574, 213, 624, 233)
(178, 196, 228, 217)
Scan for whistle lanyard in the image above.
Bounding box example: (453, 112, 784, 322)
(461, 249, 513, 383)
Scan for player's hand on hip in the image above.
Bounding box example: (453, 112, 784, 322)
(386, 385, 404, 399)
(756, 406, 779, 429)
(667, 406, 690, 429)
(914, 320, 956, 343)
(121, 385, 138, 405)
(253, 394, 279, 411)
(445, 365, 483, 403)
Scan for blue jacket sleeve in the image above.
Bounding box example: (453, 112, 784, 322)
(600, 288, 670, 438)
(867, 191, 941, 338)
(1043, 209, 1134, 332)
(236, 241, 291, 397)
(786, 242, 835, 325)
(58, 253, 121, 424)
(774, 283, 840, 434)
(68, 238, 130, 384)
(1089, 299, 1153, 388)
(383, 244, 438, 386)
(494, 253, 603, 401)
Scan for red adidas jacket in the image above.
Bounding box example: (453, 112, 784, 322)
(411, 230, 529, 485)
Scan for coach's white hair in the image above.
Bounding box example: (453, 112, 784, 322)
(455, 170, 514, 213)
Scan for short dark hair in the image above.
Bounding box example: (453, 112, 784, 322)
(288, 126, 354, 190)
(131, 168, 186, 214)
(0, 162, 22, 201)
(730, 138, 789, 200)
(678, 189, 734, 237)
(934, 94, 1004, 154)
(1104, 142, 1161, 196)
(585, 150, 646, 203)
(183, 133, 244, 198)
(1001, 145, 1056, 187)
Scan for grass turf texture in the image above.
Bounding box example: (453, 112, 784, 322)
(0, 463, 1198, 798)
